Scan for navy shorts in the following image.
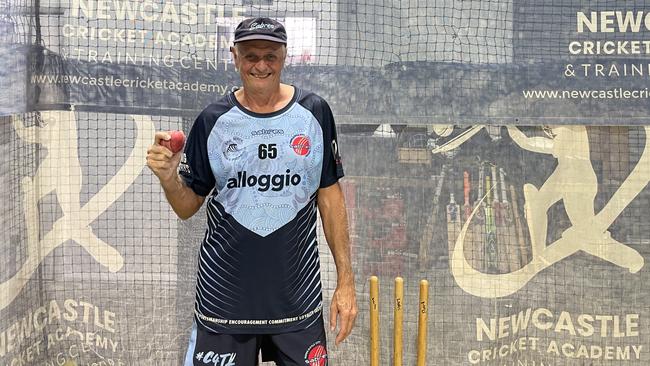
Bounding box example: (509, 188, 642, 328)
(184, 318, 328, 366)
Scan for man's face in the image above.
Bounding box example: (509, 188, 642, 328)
(232, 40, 286, 91)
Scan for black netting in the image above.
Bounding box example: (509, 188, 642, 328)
(2, 1, 650, 365)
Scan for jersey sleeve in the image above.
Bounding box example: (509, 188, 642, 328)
(179, 109, 217, 197)
(319, 99, 344, 188)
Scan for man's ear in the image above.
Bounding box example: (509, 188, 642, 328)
(230, 46, 239, 70)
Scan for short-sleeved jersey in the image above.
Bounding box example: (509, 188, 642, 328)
(180, 87, 344, 334)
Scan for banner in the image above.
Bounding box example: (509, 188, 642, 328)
(5, 1, 647, 123)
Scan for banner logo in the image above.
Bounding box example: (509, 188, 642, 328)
(434, 125, 648, 298)
(2, 111, 154, 310)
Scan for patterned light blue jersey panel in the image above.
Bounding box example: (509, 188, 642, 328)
(207, 100, 324, 237)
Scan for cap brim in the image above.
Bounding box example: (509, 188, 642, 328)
(234, 35, 287, 44)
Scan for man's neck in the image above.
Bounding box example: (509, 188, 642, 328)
(236, 84, 293, 114)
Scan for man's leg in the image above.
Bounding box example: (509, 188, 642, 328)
(262, 317, 327, 366)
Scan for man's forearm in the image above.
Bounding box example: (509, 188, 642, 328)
(318, 184, 354, 286)
(160, 173, 205, 220)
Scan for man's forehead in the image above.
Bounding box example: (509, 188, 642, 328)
(235, 40, 285, 52)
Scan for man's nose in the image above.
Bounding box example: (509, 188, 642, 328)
(254, 59, 269, 70)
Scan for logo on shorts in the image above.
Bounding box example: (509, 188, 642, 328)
(291, 134, 311, 156)
(195, 351, 236, 366)
(304, 341, 327, 366)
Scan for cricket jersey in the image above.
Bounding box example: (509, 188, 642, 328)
(179, 87, 344, 334)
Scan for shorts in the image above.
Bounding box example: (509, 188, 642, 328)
(184, 318, 328, 366)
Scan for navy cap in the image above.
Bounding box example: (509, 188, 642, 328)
(234, 17, 287, 44)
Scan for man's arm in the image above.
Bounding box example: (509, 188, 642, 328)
(147, 131, 205, 219)
(317, 182, 357, 346)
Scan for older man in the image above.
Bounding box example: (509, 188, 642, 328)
(146, 17, 357, 365)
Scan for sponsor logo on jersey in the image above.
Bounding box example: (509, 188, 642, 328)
(291, 134, 311, 156)
(223, 137, 244, 160)
(226, 169, 301, 192)
(332, 139, 343, 175)
(252, 128, 285, 136)
(179, 153, 191, 175)
(304, 341, 327, 366)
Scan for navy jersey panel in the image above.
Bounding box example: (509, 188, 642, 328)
(179, 99, 231, 197)
(182, 88, 343, 333)
(298, 94, 345, 188)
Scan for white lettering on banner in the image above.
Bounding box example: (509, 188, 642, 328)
(36, 343, 126, 366)
(0, 299, 119, 358)
(468, 309, 644, 364)
(577, 11, 650, 33)
(546, 341, 643, 360)
(71, 0, 245, 25)
(468, 342, 642, 364)
(61, 48, 223, 70)
(476, 309, 639, 342)
(569, 40, 650, 55)
(62, 25, 225, 49)
(467, 337, 540, 364)
(1, 326, 122, 364)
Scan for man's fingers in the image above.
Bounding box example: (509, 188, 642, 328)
(332, 297, 358, 345)
(335, 311, 351, 345)
(329, 300, 337, 332)
(147, 145, 173, 160)
(154, 131, 171, 144)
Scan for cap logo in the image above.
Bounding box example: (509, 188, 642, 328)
(249, 22, 275, 30)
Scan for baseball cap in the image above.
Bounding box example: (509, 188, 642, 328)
(234, 17, 287, 44)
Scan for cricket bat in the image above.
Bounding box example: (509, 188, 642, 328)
(491, 165, 502, 226)
(463, 171, 471, 222)
(484, 176, 498, 273)
(419, 166, 446, 270)
(500, 168, 512, 224)
(446, 191, 461, 259)
(462, 170, 482, 270)
(500, 169, 520, 272)
(492, 165, 510, 273)
(472, 164, 486, 272)
(475, 164, 485, 224)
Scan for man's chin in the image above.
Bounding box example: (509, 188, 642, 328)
(245, 78, 279, 89)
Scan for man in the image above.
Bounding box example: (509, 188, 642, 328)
(146, 17, 357, 365)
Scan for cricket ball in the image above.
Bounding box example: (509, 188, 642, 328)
(161, 130, 185, 153)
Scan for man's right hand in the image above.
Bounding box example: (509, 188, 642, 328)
(147, 131, 183, 183)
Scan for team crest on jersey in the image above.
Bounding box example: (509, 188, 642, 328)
(291, 134, 311, 156)
(223, 137, 244, 160)
(304, 341, 327, 366)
